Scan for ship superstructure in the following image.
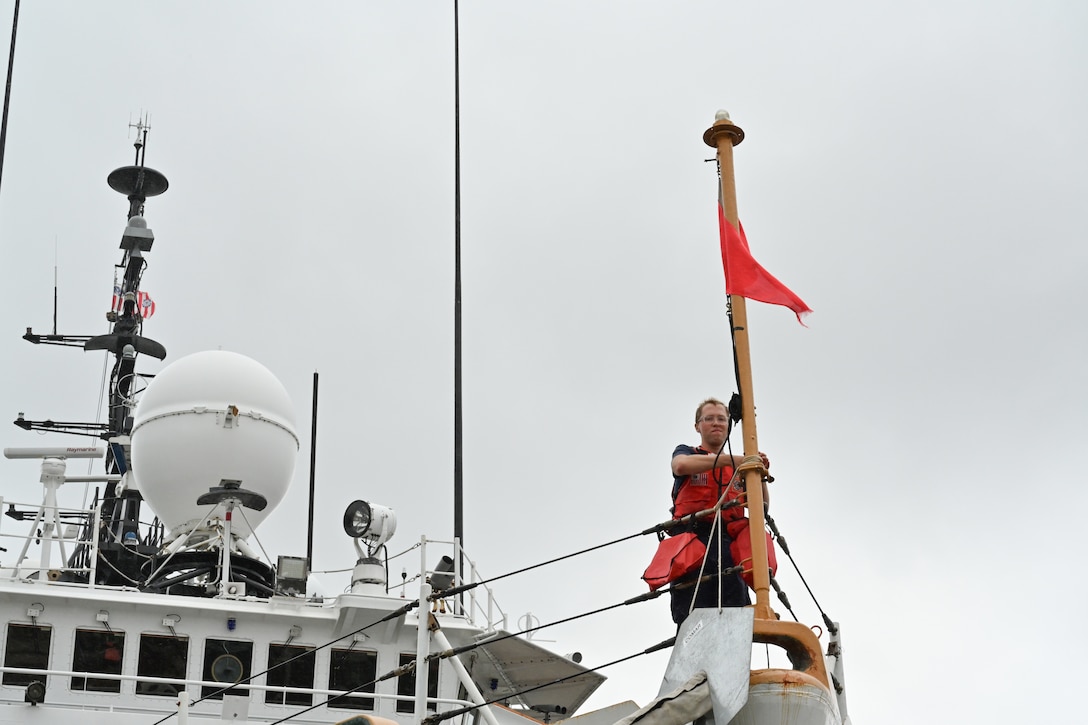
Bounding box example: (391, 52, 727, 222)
(0, 132, 604, 725)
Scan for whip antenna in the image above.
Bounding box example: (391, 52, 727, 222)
(0, 0, 21, 195)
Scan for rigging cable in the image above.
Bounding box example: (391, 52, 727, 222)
(266, 655, 420, 725)
(429, 572, 731, 663)
(147, 509, 740, 723)
(266, 575, 716, 725)
(430, 516, 708, 603)
(701, 409, 739, 611)
(150, 533, 731, 723)
(717, 162, 745, 400)
(765, 511, 837, 634)
(147, 599, 421, 725)
(84, 313, 116, 508)
(433, 500, 744, 605)
(421, 636, 677, 725)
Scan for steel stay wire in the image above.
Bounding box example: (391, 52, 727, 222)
(137, 490, 833, 723)
(261, 574, 727, 725)
(430, 504, 742, 604)
(421, 636, 679, 725)
(147, 599, 420, 725)
(764, 511, 836, 634)
(146, 509, 739, 724)
(143, 451, 802, 724)
(266, 657, 417, 725)
(427, 570, 738, 664)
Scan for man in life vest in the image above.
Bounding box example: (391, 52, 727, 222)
(669, 397, 769, 625)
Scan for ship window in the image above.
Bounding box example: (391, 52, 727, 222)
(71, 628, 125, 693)
(201, 639, 252, 700)
(327, 648, 377, 710)
(2, 623, 52, 686)
(136, 633, 189, 696)
(396, 652, 439, 713)
(265, 643, 316, 706)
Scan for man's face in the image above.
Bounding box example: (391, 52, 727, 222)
(695, 403, 730, 449)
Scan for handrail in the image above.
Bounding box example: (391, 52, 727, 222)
(413, 537, 508, 632)
(2, 503, 510, 632)
(1, 494, 101, 581)
(0, 664, 475, 710)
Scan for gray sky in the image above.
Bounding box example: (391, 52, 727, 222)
(1, 2, 1086, 723)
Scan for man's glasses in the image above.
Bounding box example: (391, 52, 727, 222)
(699, 415, 730, 424)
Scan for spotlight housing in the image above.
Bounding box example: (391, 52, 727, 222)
(342, 500, 396, 548)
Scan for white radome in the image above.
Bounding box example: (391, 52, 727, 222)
(130, 350, 299, 539)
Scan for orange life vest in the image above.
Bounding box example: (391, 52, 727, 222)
(672, 446, 746, 522)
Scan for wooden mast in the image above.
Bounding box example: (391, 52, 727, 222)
(703, 111, 774, 621)
(704, 112, 833, 692)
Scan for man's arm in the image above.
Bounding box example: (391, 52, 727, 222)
(671, 451, 738, 477)
(672, 450, 772, 508)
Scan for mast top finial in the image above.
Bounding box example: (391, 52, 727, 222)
(703, 111, 745, 148)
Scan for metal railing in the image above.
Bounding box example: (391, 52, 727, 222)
(396, 536, 508, 632)
(1, 497, 511, 636)
(0, 664, 476, 714)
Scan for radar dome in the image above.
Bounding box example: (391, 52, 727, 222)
(130, 351, 298, 539)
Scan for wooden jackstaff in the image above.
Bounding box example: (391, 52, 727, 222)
(703, 113, 774, 621)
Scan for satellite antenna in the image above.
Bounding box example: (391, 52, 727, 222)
(197, 479, 269, 599)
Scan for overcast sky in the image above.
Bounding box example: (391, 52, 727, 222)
(1, 2, 1086, 724)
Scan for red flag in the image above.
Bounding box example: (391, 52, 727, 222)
(718, 203, 811, 324)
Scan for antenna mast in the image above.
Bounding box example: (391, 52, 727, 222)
(453, 0, 465, 564)
(0, 0, 22, 195)
(16, 120, 171, 586)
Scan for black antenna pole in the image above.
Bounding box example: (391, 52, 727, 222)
(453, 0, 464, 564)
(53, 239, 57, 335)
(307, 371, 319, 569)
(0, 0, 21, 195)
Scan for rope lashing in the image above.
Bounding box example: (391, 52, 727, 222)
(735, 454, 770, 481)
